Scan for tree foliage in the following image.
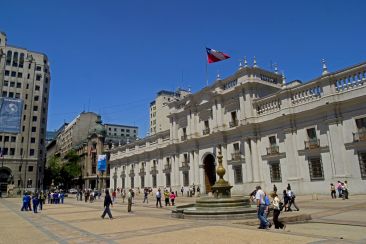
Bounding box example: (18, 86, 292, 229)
(44, 150, 81, 190)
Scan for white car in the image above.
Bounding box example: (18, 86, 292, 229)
(68, 189, 78, 194)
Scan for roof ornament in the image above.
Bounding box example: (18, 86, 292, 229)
(322, 58, 329, 75)
(253, 56, 258, 68)
(274, 63, 279, 74)
(243, 56, 248, 67)
(238, 59, 243, 70)
(282, 71, 286, 85)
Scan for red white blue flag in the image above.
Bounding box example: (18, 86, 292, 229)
(206, 47, 230, 63)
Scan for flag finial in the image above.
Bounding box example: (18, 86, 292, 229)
(216, 72, 221, 80)
(322, 58, 328, 75)
(253, 56, 258, 68)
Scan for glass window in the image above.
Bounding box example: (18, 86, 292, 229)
(152, 175, 157, 188)
(308, 157, 324, 181)
(4, 70, 9, 76)
(11, 136, 16, 142)
(269, 161, 282, 182)
(30, 137, 36, 143)
(28, 166, 33, 172)
(166, 173, 171, 187)
(130, 177, 134, 188)
(36, 74, 42, 81)
(4, 80, 9, 86)
(140, 176, 145, 188)
(11, 71, 16, 77)
(358, 152, 366, 180)
(29, 149, 35, 156)
(233, 165, 243, 184)
(183, 171, 189, 187)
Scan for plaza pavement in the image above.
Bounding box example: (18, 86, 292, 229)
(0, 193, 366, 244)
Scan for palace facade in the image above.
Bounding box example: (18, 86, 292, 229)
(109, 61, 366, 195)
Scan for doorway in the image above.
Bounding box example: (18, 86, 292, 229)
(0, 168, 11, 194)
(203, 154, 216, 193)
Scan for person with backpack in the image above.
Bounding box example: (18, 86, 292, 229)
(127, 189, 133, 212)
(287, 189, 299, 211)
(270, 192, 286, 230)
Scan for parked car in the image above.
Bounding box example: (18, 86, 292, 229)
(68, 188, 78, 194)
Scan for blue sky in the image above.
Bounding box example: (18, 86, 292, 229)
(1, 0, 365, 137)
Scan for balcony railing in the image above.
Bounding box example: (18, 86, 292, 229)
(203, 128, 210, 135)
(305, 139, 320, 149)
(151, 166, 157, 171)
(139, 168, 145, 173)
(229, 120, 239, 128)
(266, 145, 279, 155)
(353, 131, 366, 142)
(231, 152, 241, 160)
(181, 135, 187, 141)
(164, 164, 171, 171)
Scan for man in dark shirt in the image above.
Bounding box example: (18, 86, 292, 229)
(101, 189, 113, 219)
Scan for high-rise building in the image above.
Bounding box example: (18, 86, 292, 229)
(104, 123, 138, 146)
(0, 32, 50, 194)
(149, 89, 191, 135)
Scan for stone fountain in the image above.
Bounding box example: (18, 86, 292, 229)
(172, 150, 256, 220)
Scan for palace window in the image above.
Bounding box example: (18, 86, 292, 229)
(233, 165, 243, 184)
(166, 173, 171, 187)
(269, 161, 282, 182)
(131, 177, 134, 188)
(122, 177, 125, 189)
(308, 157, 324, 181)
(152, 175, 157, 188)
(183, 171, 189, 187)
(141, 176, 145, 188)
(358, 152, 366, 180)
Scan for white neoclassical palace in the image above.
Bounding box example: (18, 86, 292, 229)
(109, 61, 366, 195)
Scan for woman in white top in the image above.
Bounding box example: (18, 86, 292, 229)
(271, 192, 286, 230)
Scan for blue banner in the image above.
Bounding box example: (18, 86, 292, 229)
(97, 154, 107, 172)
(0, 97, 23, 133)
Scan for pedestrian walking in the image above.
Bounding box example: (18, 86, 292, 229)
(121, 189, 126, 203)
(32, 194, 39, 213)
(20, 192, 30, 211)
(336, 181, 343, 198)
(143, 188, 148, 203)
(112, 190, 116, 202)
(170, 191, 176, 206)
(255, 186, 271, 229)
(164, 190, 170, 206)
(287, 189, 299, 211)
(156, 188, 162, 208)
(101, 189, 113, 219)
(181, 186, 184, 197)
(273, 184, 277, 194)
(330, 183, 336, 199)
(283, 189, 291, 211)
(127, 189, 133, 212)
(39, 191, 45, 211)
(270, 192, 286, 230)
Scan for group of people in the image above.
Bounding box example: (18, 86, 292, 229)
(155, 188, 176, 208)
(253, 184, 299, 230)
(330, 181, 349, 200)
(47, 191, 65, 204)
(76, 189, 101, 203)
(20, 191, 46, 213)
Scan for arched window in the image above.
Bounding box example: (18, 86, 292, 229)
(13, 52, 18, 67)
(6, 50, 12, 65)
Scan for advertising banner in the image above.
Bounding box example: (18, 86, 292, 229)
(97, 154, 107, 172)
(0, 97, 23, 133)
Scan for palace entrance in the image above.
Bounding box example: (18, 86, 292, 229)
(0, 167, 11, 195)
(203, 154, 216, 193)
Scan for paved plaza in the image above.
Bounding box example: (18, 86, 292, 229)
(1, 193, 366, 244)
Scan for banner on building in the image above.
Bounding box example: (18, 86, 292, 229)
(0, 97, 23, 133)
(97, 154, 107, 172)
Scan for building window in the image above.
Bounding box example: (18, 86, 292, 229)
(10, 81, 15, 87)
(233, 165, 243, 184)
(140, 176, 145, 188)
(36, 74, 42, 81)
(17, 72, 23, 78)
(34, 96, 39, 101)
(4, 136, 9, 142)
(11, 71, 16, 77)
(16, 82, 21, 88)
(36, 66, 42, 71)
(307, 128, 317, 140)
(358, 152, 366, 180)
(269, 161, 282, 182)
(28, 166, 34, 172)
(130, 177, 134, 188)
(9, 148, 15, 155)
(32, 116, 37, 122)
(183, 171, 189, 187)
(19, 165, 22, 172)
(152, 175, 157, 188)
(27, 179, 32, 188)
(4, 70, 9, 76)
(29, 149, 35, 156)
(4, 80, 9, 86)
(122, 177, 125, 189)
(33, 106, 38, 111)
(30, 137, 36, 143)
(35, 85, 40, 91)
(11, 136, 16, 142)
(166, 173, 171, 187)
(31, 127, 36, 132)
(308, 157, 324, 181)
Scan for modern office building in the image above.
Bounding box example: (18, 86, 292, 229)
(110, 60, 366, 195)
(149, 89, 191, 135)
(104, 123, 138, 146)
(0, 32, 50, 194)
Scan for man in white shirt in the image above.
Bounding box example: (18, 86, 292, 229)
(255, 186, 271, 229)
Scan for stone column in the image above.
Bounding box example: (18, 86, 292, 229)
(327, 122, 347, 177)
(250, 138, 261, 182)
(244, 138, 253, 182)
(211, 103, 218, 130)
(284, 129, 298, 179)
(239, 92, 245, 121)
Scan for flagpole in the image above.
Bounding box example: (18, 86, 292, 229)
(205, 61, 208, 86)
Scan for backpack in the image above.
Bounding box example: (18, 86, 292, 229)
(264, 195, 271, 206)
(279, 202, 284, 211)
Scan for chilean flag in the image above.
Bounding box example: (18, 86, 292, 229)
(206, 47, 230, 63)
